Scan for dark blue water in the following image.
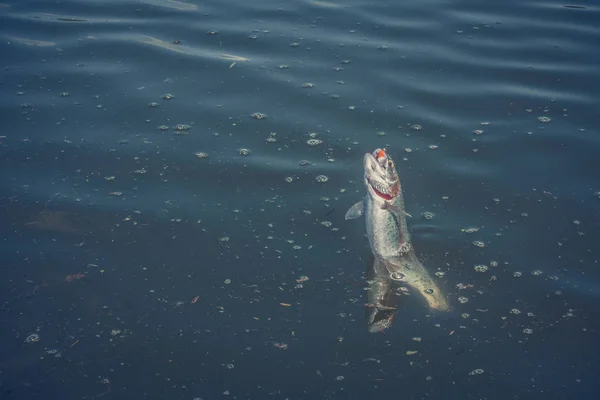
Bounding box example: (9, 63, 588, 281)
(1, 0, 599, 399)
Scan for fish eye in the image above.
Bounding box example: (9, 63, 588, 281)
(387, 160, 394, 168)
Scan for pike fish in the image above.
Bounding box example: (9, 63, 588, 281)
(346, 148, 449, 312)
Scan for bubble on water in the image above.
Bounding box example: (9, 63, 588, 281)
(224, 279, 231, 284)
(195, 152, 209, 159)
(299, 160, 311, 166)
(239, 148, 250, 156)
(461, 313, 470, 319)
(249, 35, 258, 40)
(226, 364, 234, 369)
(480, 121, 490, 126)
(463, 227, 479, 234)
(174, 124, 190, 132)
(422, 212, 434, 220)
(307, 139, 322, 146)
(218, 237, 230, 242)
(149, 102, 159, 107)
(348, 105, 356, 110)
(537, 116, 551, 123)
(428, 144, 439, 150)
(278, 64, 289, 69)
(321, 221, 332, 228)
(60, 92, 70, 97)
(458, 296, 469, 304)
(284, 177, 294, 183)
(510, 308, 521, 315)
(133, 168, 147, 175)
(376, 131, 386, 136)
(25, 333, 40, 343)
(513, 271, 522, 278)
(410, 124, 422, 131)
(473, 240, 485, 248)
(523, 328, 533, 334)
(290, 42, 300, 47)
(531, 269, 543, 276)
(162, 93, 174, 100)
(251, 112, 267, 120)
(158, 125, 169, 131)
(405, 148, 412, 153)
(469, 369, 484, 376)
(473, 129, 484, 135)
(315, 175, 329, 183)
(434, 271, 445, 278)
(336, 376, 345, 381)
(490, 260, 498, 267)
(341, 60, 351, 64)
(378, 45, 388, 50)
(474, 265, 488, 272)
(302, 82, 314, 88)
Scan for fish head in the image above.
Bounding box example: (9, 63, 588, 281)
(363, 148, 400, 205)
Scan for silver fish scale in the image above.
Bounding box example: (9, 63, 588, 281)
(365, 188, 411, 260)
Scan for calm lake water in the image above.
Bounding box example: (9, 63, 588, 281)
(1, 0, 599, 399)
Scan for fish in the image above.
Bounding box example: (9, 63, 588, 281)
(346, 148, 449, 312)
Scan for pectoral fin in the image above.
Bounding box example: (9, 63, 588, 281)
(383, 203, 412, 218)
(345, 200, 365, 220)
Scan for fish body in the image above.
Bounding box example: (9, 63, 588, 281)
(347, 149, 448, 313)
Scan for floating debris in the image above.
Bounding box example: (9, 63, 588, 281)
(513, 271, 522, 278)
(224, 279, 231, 284)
(149, 102, 159, 107)
(133, 169, 147, 175)
(410, 124, 422, 131)
(296, 276, 309, 283)
(218, 237, 230, 242)
(162, 93, 174, 100)
(273, 342, 288, 349)
(299, 160, 311, 166)
(307, 139, 322, 146)
(473, 129, 484, 135)
(523, 328, 533, 334)
(302, 82, 314, 88)
(422, 212, 434, 220)
(284, 177, 294, 183)
(531, 269, 543, 276)
(239, 148, 250, 156)
(537, 116, 551, 123)
(315, 175, 329, 183)
(195, 152, 209, 159)
(473, 240, 485, 248)
(59, 92, 70, 97)
(158, 125, 169, 131)
(463, 227, 480, 233)
(458, 296, 469, 304)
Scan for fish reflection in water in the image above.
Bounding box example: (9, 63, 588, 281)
(365, 254, 404, 333)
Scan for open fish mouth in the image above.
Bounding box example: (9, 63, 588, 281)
(365, 149, 399, 200)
